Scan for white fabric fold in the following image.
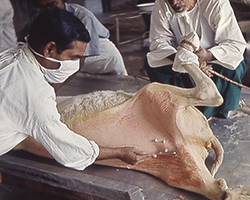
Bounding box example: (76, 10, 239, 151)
(172, 31, 200, 73)
(172, 47, 199, 73)
(0, 0, 17, 52)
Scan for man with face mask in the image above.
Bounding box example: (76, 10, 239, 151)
(0, 9, 146, 170)
(38, 0, 128, 76)
(145, 0, 248, 119)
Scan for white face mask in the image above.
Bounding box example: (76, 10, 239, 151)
(30, 48, 80, 83)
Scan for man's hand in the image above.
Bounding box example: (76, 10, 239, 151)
(195, 47, 214, 64)
(117, 147, 148, 165)
(97, 146, 149, 165)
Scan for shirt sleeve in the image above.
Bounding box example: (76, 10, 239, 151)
(81, 15, 101, 56)
(147, 0, 177, 68)
(206, 0, 246, 70)
(0, 0, 17, 52)
(27, 96, 99, 171)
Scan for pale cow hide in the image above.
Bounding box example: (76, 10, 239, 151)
(57, 90, 134, 128)
(56, 61, 230, 200)
(55, 32, 250, 199)
(56, 73, 250, 200)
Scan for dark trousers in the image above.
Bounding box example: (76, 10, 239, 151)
(144, 57, 249, 119)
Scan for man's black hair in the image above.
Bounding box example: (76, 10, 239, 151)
(28, 9, 90, 54)
(34, 0, 67, 9)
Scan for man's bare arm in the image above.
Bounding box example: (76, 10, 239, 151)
(14, 137, 149, 165)
(97, 146, 148, 165)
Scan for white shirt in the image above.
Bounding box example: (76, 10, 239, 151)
(65, 3, 110, 57)
(0, 44, 99, 170)
(65, 3, 127, 75)
(0, 0, 17, 52)
(147, 0, 246, 70)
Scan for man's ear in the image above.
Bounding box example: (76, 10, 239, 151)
(43, 41, 57, 57)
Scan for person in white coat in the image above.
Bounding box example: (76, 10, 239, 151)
(0, 0, 17, 52)
(38, 0, 128, 75)
(144, 0, 249, 119)
(0, 9, 145, 170)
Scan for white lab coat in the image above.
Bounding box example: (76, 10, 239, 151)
(0, 44, 99, 170)
(0, 0, 17, 52)
(147, 0, 246, 70)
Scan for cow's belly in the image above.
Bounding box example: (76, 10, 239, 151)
(70, 90, 212, 190)
(72, 91, 179, 155)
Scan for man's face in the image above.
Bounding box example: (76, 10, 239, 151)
(39, 0, 65, 10)
(54, 41, 87, 62)
(39, 41, 87, 70)
(167, 0, 193, 13)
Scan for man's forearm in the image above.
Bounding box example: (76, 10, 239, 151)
(97, 146, 148, 165)
(97, 146, 121, 160)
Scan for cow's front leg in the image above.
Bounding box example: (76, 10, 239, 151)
(181, 63, 223, 107)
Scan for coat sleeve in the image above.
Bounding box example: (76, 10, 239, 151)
(27, 96, 99, 171)
(147, 0, 177, 68)
(206, 0, 246, 70)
